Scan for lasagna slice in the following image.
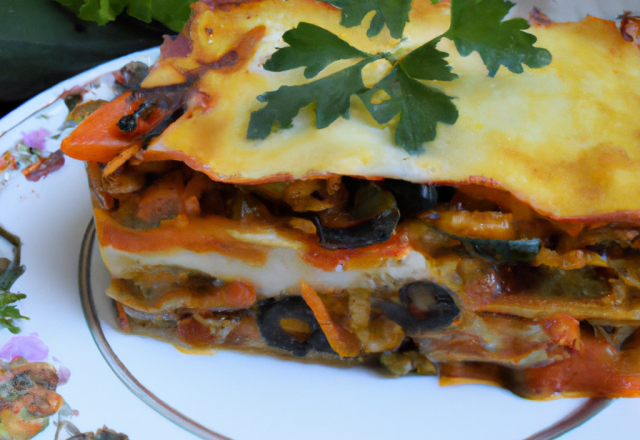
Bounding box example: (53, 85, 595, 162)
(62, 0, 640, 399)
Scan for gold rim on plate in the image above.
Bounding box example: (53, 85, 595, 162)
(78, 220, 612, 440)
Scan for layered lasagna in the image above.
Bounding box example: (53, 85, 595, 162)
(61, 0, 640, 399)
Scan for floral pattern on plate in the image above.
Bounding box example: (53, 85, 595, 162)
(0, 334, 64, 440)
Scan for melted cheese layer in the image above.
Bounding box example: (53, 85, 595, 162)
(142, 0, 640, 221)
(101, 246, 430, 298)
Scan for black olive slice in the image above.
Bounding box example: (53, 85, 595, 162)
(384, 179, 438, 217)
(311, 209, 400, 250)
(311, 182, 400, 250)
(374, 281, 460, 336)
(435, 185, 457, 204)
(385, 180, 457, 217)
(117, 101, 154, 132)
(257, 296, 335, 357)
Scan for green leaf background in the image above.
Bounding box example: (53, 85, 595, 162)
(55, 0, 194, 32)
(1, 0, 168, 103)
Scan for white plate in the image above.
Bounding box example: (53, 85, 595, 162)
(1, 1, 640, 438)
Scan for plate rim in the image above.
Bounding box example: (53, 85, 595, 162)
(79, 220, 612, 440)
(0, 47, 160, 138)
(79, 219, 232, 440)
(0, 30, 620, 440)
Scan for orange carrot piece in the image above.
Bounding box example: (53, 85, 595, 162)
(216, 281, 256, 309)
(22, 150, 65, 182)
(299, 280, 361, 358)
(20, 160, 44, 178)
(61, 92, 135, 163)
(61, 91, 173, 163)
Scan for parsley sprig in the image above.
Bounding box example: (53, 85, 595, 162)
(445, 0, 552, 77)
(248, 24, 380, 140)
(360, 61, 458, 153)
(248, 0, 551, 153)
(0, 226, 29, 334)
(324, 0, 414, 39)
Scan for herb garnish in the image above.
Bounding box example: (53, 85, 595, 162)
(323, 0, 413, 39)
(0, 226, 29, 334)
(248, 0, 551, 153)
(248, 24, 380, 140)
(359, 39, 459, 153)
(248, 59, 373, 140)
(444, 0, 552, 77)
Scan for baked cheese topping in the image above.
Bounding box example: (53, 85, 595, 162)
(138, 0, 640, 221)
(59, 0, 640, 399)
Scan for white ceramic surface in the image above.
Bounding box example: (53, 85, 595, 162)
(1, 1, 640, 438)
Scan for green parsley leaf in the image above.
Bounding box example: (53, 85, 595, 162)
(264, 23, 370, 79)
(358, 66, 458, 153)
(54, 0, 194, 32)
(0, 294, 28, 334)
(250, 0, 551, 152)
(322, 0, 412, 39)
(0, 226, 28, 334)
(248, 59, 373, 139)
(399, 37, 458, 81)
(444, 0, 552, 77)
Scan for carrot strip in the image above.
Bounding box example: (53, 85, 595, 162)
(22, 150, 65, 182)
(20, 160, 44, 178)
(299, 280, 361, 358)
(102, 143, 142, 177)
(116, 302, 131, 333)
